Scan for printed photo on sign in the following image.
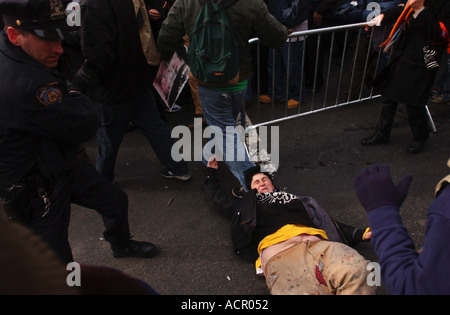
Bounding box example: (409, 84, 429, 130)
(153, 49, 189, 111)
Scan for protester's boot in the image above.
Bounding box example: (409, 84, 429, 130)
(360, 102, 398, 146)
(406, 105, 430, 154)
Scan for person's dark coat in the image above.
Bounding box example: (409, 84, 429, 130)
(74, 0, 155, 104)
(378, 0, 450, 106)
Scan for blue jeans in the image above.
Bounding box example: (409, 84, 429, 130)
(198, 85, 255, 190)
(96, 89, 188, 181)
(268, 40, 305, 102)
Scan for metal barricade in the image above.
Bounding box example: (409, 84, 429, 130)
(243, 22, 436, 133)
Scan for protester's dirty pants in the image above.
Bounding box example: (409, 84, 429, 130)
(264, 240, 376, 295)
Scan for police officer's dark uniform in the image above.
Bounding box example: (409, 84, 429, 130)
(0, 0, 157, 263)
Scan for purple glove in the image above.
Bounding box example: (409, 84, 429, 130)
(353, 164, 413, 213)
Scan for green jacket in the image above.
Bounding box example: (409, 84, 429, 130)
(157, 0, 288, 82)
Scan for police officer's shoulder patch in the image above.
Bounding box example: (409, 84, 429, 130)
(36, 83, 63, 107)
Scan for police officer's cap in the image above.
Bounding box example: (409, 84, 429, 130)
(0, 0, 72, 41)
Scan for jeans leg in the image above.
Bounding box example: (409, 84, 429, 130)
(132, 90, 189, 175)
(199, 86, 255, 189)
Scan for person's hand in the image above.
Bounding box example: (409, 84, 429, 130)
(365, 13, 383, 31)
(148, 9, 161, 21)
(363, 228, 372, 240)
(353, 164, 413, 213)
(372, 13, 384, 26)
(207, 156, 218, 169)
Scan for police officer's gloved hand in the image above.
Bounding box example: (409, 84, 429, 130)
(353, 164, 413, 213)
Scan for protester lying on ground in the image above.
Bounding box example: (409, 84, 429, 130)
(353, 162, 450, 295)
(202, 156, 375, 295)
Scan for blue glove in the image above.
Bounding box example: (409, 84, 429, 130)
(353, 164, 413, 213)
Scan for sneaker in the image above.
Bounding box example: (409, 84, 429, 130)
(231, 186, 246, 198)
(160, 168, 192, 181)
(287, 99, 300, 109)
(112, 240, 158, 258)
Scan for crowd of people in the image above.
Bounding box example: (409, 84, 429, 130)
(0, 0, 449, 295)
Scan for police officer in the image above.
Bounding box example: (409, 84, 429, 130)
(0, 0, 157, 264)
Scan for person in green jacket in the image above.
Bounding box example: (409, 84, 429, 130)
(158, 0, 288, 193)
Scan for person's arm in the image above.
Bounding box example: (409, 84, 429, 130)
(24, 84, 97, 144)
(366, 205, 422, 294)
(74, 0, 118, 91)
(353, 165, 425, 294)
(335, 221, 371, 245)
(201, 157, 238, 219)
(252, 1, 289, 48)
(157, 0, 187, 60)
(381, 2, 407, 25)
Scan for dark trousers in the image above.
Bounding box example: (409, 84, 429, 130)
(29, 160, 130, 264)
(377, 101, 430, 141)
(96, 89, 188, 181)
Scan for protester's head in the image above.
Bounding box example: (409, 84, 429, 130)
(244, 165, 275, 194)
(0, 0, 71, 67)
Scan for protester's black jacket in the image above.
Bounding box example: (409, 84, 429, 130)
(75, 0, 155, 104)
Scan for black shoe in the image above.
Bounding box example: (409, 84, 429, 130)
(360, 134, 390, 146)
(407, 140, 427, 154)
(231, 186, 246, 198)
(112, 240, 158, 258)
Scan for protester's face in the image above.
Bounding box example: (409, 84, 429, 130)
(7, 27, 63, 68)
(251, 173, 275, 193)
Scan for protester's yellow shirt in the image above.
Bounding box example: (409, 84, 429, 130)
(255, 224, 328, 271)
